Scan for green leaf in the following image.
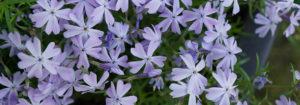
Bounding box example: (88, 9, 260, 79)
(80, 67, 89, 74)
(4, 7, 13, 32)
(0, 0, 36, 6)
(256, 53, 260, 71)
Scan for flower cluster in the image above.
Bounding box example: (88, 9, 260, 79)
(0, 0, 299, 105)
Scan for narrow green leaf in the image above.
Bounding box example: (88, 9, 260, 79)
(4, 7, 13, 32)
(80, 67, 89, 74)
(0, 0, 36, 6)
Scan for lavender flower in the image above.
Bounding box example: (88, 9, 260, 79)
(17, 89, 54, 105)
(284, 11, 300, 37)
(79, 71, 109, 93)
(253, 75, 272, 90)
(157, 0, 186, 34)
(277, 0, 300, 12)
(183, 2, 217, 34)
(106, 80, 137, 105)
(30, 0, 71, 35)
(144, 0, 171, 14)
(206, 69, 237, 105)
(56, 69, 83, 98)
(169, 82, 198, 105)
(0, 31, 28, 57)
(171, 54, 207, 95)
(149, 76, 164, 91)
(0, 72, 26, 105)
(129, 41, 167, 74)
(275, 95, 296, 105)
(72, 36, 102, 69)
(66, 0, 96, 17)
(254, 6, 282, 38)
(64, 14, 104, 39)
(17, 37, 61, 78)
(211, 37, 242, 70)
(108, 22, 132, 52)
(98, 47, 128, 75)
(295, 70, 300, 80)
(142, 26, 162, 43)
(116, 0, 145, 12)
(222, 0, 240, 15)
(203, 16, 230, 43)
(91, 0, 115, 25)
(180, 0, 192, 8)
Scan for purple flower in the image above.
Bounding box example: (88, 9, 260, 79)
(180, 0, 192, 8)
(254, 6, 282, 38)
(206, 69, 237, 105)
(116, 0, 146, 12)
(171, 54, 207, 95)
(277, 0, 300, 12)
(211, 37, 242, 70)
(203, 16, 230, 43)
(142, 26, 162, 43)
(0, 72, 26, 105)
(17, 37, 61, 78)
(91, 0, 115, 25)
(0, 31, 28, 57)
(106, 80, 137, 105)
(183, 2, 217, 34)
(108, 22, 132, 52)
(79, 71, 109, 93)
(275, 95, 296, 105)
(17, 89, 54, 105)
(222, 0, 240, 15)
(237, 101, 248, 105)
(56, 69, 83, 98)
(284, 11, 300, 37)
(66, 0, 96, 17)
(293, 70, 300, 81)
(253, 75, 272, 90)
(98, 47, 128, 75)
(169, 82, 198, 105)
(149, 76, 164, 91)
(129, 41, 167, 74)
(144, 0, 171, 14)
(72, 36, 102, 69)
(157, 0, 186, 34)
(30, 0, 71, 35)
(64, 14, 104, 39)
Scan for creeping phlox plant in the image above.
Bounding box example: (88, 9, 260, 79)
(0, 0, 300, 105)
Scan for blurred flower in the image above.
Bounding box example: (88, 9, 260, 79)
(254, 6, 282, 38)
(106, 80, 137, 105)
(203, 16, 230, 43)
(149, 76, 164, 91)
(206, 69, 237, 105)
(17, 37, 61, 78)
(253, 75, 272, 90)
(129, 41, 166, 74)
(275, 95, 296, 105)
(169, 81, 198, 105)
(284, 11, 300, 37)
(295, 70, 300, 80)
(30, 0, 71, 35)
